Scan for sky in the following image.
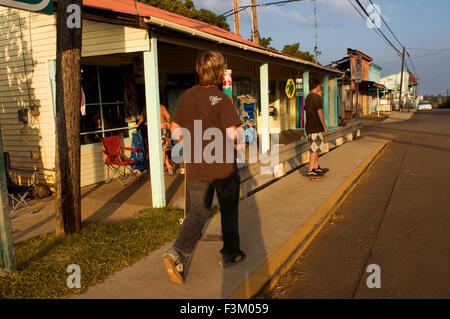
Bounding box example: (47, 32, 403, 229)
(192, 0, 450, 96)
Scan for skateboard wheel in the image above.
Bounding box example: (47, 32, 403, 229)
(179, 218, 184, 225)
(179, 168, 185, 175)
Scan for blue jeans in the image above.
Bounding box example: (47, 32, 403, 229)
(171, 174, 241, 263)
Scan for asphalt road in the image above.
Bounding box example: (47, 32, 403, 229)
(269, 109, 450, 299)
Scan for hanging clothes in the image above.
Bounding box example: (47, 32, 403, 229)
(123, 64, 139, 123)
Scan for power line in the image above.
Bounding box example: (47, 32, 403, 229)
(406, 51, 417, 76)
(367, 0, 403, 48)
(407, 47, 450, 51)
(378, 49, 450, 66)
(313, 0, 320, 62)
(219, 0, 305, 18)
(346, 0, 401, 55)
(352, 0, 401, 54)
(412, 48, 450, 59)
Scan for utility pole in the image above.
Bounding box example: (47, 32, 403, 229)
(233, 0, 240, 36)
(55, 0, 83, 235)
(398, 47, 405, 111)
(251, 0, 260, 45)
(0, 128, 15, 273)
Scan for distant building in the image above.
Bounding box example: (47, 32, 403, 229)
(329, 49, 388, 118)
(380, 71, 418, 109)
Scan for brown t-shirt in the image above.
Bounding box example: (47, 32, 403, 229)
(305, 92, 325, 135)
(173, 85, 242, 180)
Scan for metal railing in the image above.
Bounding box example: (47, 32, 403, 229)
(237, 121, 363, 197)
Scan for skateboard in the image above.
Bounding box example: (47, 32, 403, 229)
(304, 168, 329, 181)
(179, 162, 186, 225)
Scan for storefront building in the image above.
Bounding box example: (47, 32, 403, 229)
(0, 0, 342, 207)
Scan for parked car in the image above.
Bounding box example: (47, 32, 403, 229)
(418, 100, 433, 111)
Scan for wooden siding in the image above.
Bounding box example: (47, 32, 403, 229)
(0, 6, 150, 187)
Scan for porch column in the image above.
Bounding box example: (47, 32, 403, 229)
(260, 62, 270, 153)
(329, 76, 335, 128)
(303, 71, 310, 98)
(48, 60, 57, 120)
(334, 77, 338, 127)
(144, 34, 166, 208)
(303, 70, 309, 127)
(323, 74, 329, 128)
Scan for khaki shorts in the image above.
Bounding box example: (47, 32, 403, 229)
(308, 132, 324, 153)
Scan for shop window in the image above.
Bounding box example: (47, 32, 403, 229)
(80, 65, 140, 145)
(269, 80, 277, 104)
(233, 77, 252, 99)
(166, 73, 197, 116)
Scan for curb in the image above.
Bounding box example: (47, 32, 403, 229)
(229, 138, 391, 299)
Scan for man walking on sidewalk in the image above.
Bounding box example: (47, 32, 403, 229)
(163, 51, 246, 285)
(305, 78, 328, 177)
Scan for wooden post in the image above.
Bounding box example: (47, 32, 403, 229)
(233, 0, 240, 36)
(251, 0, 259, 45)
(0, 129, 15, 273)
(377, 87, 380, 117)
(144, 34, 165, 207)
(55, 0, 83, 235)
(355, 82, 360, 121)
(398, 47, 405, 111)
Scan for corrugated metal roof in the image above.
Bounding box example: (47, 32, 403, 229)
(83, 0, 261, 50)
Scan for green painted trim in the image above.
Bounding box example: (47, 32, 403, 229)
(303, 71, 310, 99)
(303, 71, 309, 127)
(334, 77, 338, 127)
(144, 34, 166, 208)
(323, 74, 329, 128)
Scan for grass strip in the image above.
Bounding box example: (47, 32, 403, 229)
(1, 206, 219, 299)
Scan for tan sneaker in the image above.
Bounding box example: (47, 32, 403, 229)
(163, 253, 185, 285)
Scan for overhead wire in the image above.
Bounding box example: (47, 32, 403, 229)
(345, 0, 400, 56)
(313, 0, 320, 62)
(219, 0, 305, 18)
(351, 0, 401, 55)
(366, 0, 403, 48)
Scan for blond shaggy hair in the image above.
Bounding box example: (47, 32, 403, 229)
(196, 51, 226, 86)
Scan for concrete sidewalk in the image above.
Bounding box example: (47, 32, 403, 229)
(383, 111, 415, 123)
(74, 136, 388, 299)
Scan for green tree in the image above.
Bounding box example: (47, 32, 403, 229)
(250, 36, 278, 51)
(139, 0, 229, 31)
(281, 43, 315, 63)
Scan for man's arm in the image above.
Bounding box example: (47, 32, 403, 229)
(317, 109, 328, 135)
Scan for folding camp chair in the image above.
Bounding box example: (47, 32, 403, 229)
(102, 135, 143, 186)
(4, 152, 39, 215)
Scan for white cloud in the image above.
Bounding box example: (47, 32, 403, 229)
(263, 5, 313, 27)
(319, 0, 356, 17)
